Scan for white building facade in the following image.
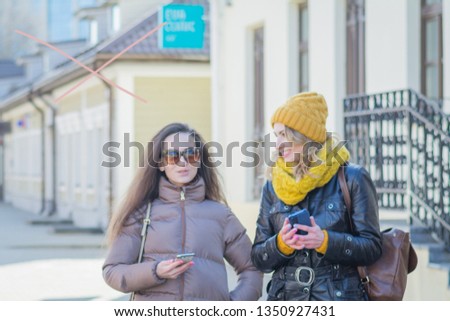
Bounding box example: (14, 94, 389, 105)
(210, 0, 449, 204)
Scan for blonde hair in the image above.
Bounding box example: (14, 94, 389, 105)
(266, 126, 333, 181)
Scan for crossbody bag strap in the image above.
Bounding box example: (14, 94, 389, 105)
(337, 166, 369, 284)
(337, 166, 353, 233)
(130, 201, 152, 301)
(137, 202, 152, 263)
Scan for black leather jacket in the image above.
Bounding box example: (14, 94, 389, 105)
(251, 164, 382, 301)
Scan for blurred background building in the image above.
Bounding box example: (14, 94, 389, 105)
(0, 0, 210, 228)
(209, 0, 450, 300)
(0, 0, 449, 300)
(212, 0, 448, 204)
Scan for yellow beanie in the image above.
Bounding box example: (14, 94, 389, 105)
(271, 92, 328, 143)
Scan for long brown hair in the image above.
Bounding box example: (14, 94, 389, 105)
(106, 123, 227, 245)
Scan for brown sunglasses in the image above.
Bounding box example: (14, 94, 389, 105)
(162, 147, 201, 165)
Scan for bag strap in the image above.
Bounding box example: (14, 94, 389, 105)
(337, 166, 369, 283)
(338, 166, 354, 233)
(138, 202, 152, 263)
(130, 201, 152, 301)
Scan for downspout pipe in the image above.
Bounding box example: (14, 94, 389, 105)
(28, 93, 46, 215)
(98, 70, 115, 224)
(38, 95, 57, 216)
(0, 110, 5, 202)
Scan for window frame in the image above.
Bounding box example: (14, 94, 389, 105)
(299, 2, 309, 93)
(421, 0, 443, 101)
(346, 0, 366, 95)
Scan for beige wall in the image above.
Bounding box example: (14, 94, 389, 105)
(404, 245, 450, 301)
(86, 84, 106, 108)
(57, 92, 82, 115)
(133, 76, 211, 165)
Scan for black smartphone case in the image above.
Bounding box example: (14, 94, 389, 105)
(288, 209, 311, 235)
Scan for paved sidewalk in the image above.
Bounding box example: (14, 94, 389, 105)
(0, 202, 408, 301)
(0, 202, 270, 301)
(0, 203, 125, 300)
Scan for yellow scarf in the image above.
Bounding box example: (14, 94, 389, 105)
(272, 137, 350, 205)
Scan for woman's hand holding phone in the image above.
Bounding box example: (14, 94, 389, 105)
(279, 216, 324, 250)
(155, 258, 194, 280)
(176, 253, 195, 263)
(294, 216, 325, 249)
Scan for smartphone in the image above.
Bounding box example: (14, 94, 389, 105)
(176, 253, 195, 263)
(288, 209, 312, 235)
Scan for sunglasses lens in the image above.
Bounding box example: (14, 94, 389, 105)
(163, 150, 180, 165)
(184, 148, 200, 163)
(163, 148, 200, 165)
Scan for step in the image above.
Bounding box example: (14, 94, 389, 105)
(28, 218, 74, 226)
(378, 209, 408, 221)
(411, 226, 450, 268)
(52, 224, 103, 235)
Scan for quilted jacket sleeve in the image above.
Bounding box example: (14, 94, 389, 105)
(102, 214, 165, 293)
(223, 210, 263, 301)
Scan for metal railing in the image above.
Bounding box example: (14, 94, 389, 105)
(344, 89, 450, 250)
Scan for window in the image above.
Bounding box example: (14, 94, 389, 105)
(86, 128, 100, 188)
(77, 0, 96, 8)
(48, 0, 73, 42)
(346, 0, 365, 95)
(253, 26, 265, 200)
(86, 130, 94, 188)
(421, 0, 443, 101)
(111, 4, 121, 33)
(89, 20, 98, 45)
(74, 132, 81, 187)
(58, 134, 67, 185)
(33, 134, 41, 177)
(299, 3, 309, 92)
(17, 136, 22, 176)
(78, 19, 90, 40)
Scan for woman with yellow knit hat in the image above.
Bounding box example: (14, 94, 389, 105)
(251, 92, 382, 301)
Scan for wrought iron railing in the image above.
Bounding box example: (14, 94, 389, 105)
(344, 89, 450, 250)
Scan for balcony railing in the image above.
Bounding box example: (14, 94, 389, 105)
(344, 89, 450, 250)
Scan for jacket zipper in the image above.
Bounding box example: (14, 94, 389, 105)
(180, 187, 186, 301)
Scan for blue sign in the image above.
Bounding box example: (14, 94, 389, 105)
(159, 4, 205, 49)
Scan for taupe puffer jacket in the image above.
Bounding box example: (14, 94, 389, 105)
(103, 176, 263, 301)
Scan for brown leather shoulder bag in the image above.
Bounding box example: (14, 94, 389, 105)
(337, 166, 418, 300)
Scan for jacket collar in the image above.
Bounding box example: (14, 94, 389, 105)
(159, 175, 205, 203)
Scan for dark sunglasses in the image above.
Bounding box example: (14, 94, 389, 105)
(162, 147, 201, 165)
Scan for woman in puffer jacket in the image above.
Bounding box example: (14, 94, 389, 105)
(251, 92, 382, 301)
(103, 123, 263, 301)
